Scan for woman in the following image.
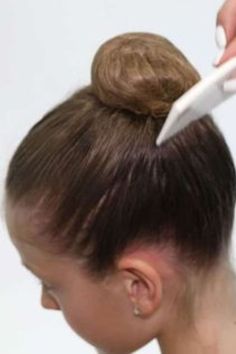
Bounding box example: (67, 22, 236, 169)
(3, 14, 236, 354)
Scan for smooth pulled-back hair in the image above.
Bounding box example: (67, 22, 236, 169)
(4, 32, 236, 282)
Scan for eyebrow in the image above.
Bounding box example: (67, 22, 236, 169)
(21, 262, 31, 271)
(21, 262, 39, 277)
(20, 261, 59, 293)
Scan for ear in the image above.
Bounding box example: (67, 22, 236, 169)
(117, 257, 163, 317)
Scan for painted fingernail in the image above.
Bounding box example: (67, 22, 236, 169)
(215, 25, 227, 49)
(223, 79, 236, 92)
(213, 48, 225, 66)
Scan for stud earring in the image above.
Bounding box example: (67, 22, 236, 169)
(133, 305, 141, 316)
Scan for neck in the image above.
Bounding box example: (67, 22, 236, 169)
(157, 260, 236, 354)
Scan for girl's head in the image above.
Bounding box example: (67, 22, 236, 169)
(4, 32, 236, 354)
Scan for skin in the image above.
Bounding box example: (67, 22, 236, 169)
(215, 0, 236, 66)
(4, 197, 173, 354)
(3, 6, 236, 354)
(4, 196, 236, 354)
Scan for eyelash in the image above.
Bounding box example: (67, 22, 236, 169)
(37, 279, 53, 292)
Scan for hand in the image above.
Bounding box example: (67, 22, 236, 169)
(214, 0, 236, 67)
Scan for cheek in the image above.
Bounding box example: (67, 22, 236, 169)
(60, 289, 114, 345)
(59, 289, 148, 354)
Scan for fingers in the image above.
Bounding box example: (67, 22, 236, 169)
(214, 36, 236, 67)
(214, 1, 236, 92)
(216, 0, 236, 45)
(213, 0, 236, 67)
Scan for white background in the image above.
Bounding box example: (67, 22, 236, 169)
(1, 1, 235, 353)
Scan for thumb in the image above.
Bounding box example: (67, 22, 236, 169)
(214, 36, 236, 67)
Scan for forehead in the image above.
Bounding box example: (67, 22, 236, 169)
(5, 199, 56, 262)
(4, 197, 86, 278)
(5, 203, 27, 240)
(5, 197, 46, 243)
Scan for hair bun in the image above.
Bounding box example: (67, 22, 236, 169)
(91, 32, 200, 119)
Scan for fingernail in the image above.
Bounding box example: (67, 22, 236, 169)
(223, 79, 236, 92)
(215, 25, 227, 49)
(213, 48, 225, 66)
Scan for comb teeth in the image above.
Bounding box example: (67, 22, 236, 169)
(156, 57, 236, 146)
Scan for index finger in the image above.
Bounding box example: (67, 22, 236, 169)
(215, 36, 236, 66)
(216, 0, 236, 45)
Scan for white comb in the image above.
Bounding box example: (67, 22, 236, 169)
(155, 57, 236, 146)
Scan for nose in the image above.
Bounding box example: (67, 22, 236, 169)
(41, 289, 61, 311)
